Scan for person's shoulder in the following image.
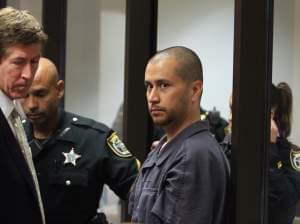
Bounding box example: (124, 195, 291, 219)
(188, 128, 217, 146)
(183, 129, 224, 158)
(63, 112, 135, 159)
(65, 111, 110, 134)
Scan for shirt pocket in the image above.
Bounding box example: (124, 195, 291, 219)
(48, 169, 90, 213)
(133, 187, 162, 224)
(50, 169, 89, 188)
(151, 188, 179, 224)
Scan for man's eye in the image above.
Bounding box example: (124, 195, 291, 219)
(31, 59, 39, 65)
(145, 83, 152, 90)
(37, 93, 46, 97)
(160, 83, 169, 88)
(35, 91, 47, 97)
(12, 60, 24, 66)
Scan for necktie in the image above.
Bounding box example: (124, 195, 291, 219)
(9, 109, 46, 224)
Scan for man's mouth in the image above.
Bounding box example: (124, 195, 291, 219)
(150, 107, 165, 116)
(26, 113, 43, 120)
(14, 85, 27, 91)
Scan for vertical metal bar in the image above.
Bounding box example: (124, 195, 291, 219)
(231, 0, 274, 223)
(122, 0, 157, 221)
(42, 0, 67, 106)
(0, 0, 6, 8)
(124, 0, 157, 162)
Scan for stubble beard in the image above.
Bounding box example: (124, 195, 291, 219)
(152, 110, 176, 128)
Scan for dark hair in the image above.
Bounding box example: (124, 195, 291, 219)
(0, 7, 48, 58)
(149, 46, 203, 83)
(271, 82, 293, 138)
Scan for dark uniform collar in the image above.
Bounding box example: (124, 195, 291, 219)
(24, 109, 64, 141)
(55, 110, 77, 143)
(149, 120, 210, 167)
(24, 109, 76, 157)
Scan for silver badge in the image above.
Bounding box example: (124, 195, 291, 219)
(62, 148, 81, 166)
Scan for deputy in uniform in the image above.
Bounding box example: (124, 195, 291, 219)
(268, 82, 300, 224)
(20, 57, 140, 224)
(129, 46, 229, 224)
(221, 83, 300, 224)
(200, 107, 228, 143)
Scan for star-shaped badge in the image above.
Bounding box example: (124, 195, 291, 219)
(62, 148, 81, 166)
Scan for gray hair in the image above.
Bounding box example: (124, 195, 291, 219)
(0, 7, 48, 58)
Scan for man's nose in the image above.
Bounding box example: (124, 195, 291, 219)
(26, 96, 38, 112)
(148, 88, 160, 103)
(21, 63, 34, 81)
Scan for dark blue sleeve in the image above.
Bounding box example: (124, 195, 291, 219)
(102, 131, 140, 200)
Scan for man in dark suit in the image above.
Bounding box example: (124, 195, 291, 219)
(0, 6, 48, 223)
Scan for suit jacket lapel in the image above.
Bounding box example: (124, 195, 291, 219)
(0, 108, 39, 202)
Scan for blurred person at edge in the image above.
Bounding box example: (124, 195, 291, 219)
(268, 82, 300, 224)
(221, 83, 300, 224)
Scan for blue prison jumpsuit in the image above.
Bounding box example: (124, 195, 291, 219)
(129, 120, 230, 224)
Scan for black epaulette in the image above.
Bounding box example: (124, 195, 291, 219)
(69, 115, 110, 134)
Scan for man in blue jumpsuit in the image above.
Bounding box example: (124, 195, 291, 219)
(129, 46, 230, 224)
(21, 57, 140, 224)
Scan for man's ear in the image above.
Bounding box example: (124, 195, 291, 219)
(56, 80, 65, 99)
(191, 80, 203, 103)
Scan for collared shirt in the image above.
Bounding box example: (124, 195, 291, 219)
(129, 120, 230, 224)
(0, 90, 46, 224)
(0, 90, 15, 127)
(0, 90, 26, 132)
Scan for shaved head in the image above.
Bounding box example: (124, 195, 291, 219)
(21, 57, 64, 138)
(145, 46, 204, 140)
(149, 46, 203, 83)
(35, 57, 59, 86)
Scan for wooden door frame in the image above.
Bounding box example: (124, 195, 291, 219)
(0, 0, 6, 8)
(230, 0, 274, 223)
(42, 0, 67, 106)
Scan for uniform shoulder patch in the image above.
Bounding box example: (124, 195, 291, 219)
(107, 132, 132, 158)
(290, 149, 300, 171)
